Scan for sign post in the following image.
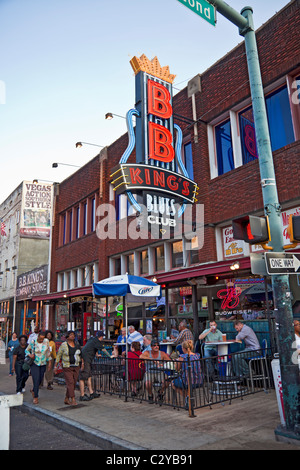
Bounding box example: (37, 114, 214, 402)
(176, 0, 300, 442)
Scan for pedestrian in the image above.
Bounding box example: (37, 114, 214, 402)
(79, 331, 109, 401)
(11, 335, 29, 394)
(126, 341, 145, 397)
(54, 330, 82, 406)
(8, 332, 19, 376)
(28, 326, 40, 344)
(25, 331, 52, 404)
(44, 330, 56, 390)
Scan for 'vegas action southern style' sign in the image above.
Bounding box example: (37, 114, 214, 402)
(20, 182, 53, 238)
(110, 55, 198, 235)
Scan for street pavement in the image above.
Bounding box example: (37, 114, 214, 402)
(0, 362, 299, 451)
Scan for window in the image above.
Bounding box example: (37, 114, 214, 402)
(171, 241, 183, 268)
(183, 142, 194, 180)
(68, 210, 73, 242)
(83, 202, 87, 236)
(215, 119, 234, 176)
(76, 206, 80, 239)
(265, 86, 295, 151)
(140, 250, 148, 275)
(62, 214, 66, 245)
(91, 197, 96, 232)
(239, 106, 258, 164)
(186, 236, 200, 265)
(115, 258, 121, 276)
(239, 85, 295, 160)
(155, 245, 165, 272)
(127, 254, 134, 275)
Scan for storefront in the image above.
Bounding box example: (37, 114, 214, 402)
(0, 299, 14, 345)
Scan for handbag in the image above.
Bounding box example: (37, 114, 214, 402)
(22, 355, 34, 371)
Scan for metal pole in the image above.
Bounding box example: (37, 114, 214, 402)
(205, 0, 300, 438)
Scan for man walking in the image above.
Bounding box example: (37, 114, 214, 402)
(79, 331, 110, 401)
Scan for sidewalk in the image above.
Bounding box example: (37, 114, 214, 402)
(0, 362, 299, 450)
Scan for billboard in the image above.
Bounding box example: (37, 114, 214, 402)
(20, 182, 53, 238)
(16, 265, 48, 301)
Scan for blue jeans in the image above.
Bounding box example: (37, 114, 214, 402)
(203, 348, 218, 376)
(30, 363, 46, 398)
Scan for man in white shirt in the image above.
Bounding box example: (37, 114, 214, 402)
(127, 325, 143, 347)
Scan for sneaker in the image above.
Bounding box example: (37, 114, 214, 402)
(90, 392, 100, 399)
(79, 394, 92, 402)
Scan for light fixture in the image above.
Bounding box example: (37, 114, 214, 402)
(152, 277, 157, 283)
(52, 162, 80, 168)
(105, 112, 127, 120)
(75, 141, 105, 149)
(230, 261, 240, 271)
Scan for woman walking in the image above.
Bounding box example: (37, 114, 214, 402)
(11, 335, 29, 394)
(8, 332, 19, 376)
(25, 331, 52, 404)
(44, 330, 56, 390)
(54, 330, 81, 405)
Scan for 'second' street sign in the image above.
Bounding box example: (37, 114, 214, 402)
(265, 252, 300, 275)
(177, 0, 216, 26)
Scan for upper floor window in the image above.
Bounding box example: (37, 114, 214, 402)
(265, 85, 295, 151)
(215, 119, 234, 176)
(183, 142, 194, 180)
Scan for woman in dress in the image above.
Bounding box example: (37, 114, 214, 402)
(54, 330, 81, 405)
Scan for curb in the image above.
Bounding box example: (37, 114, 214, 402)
(16, 400, 147, 451)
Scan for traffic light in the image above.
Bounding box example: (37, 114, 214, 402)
(287, 215, 300, 243)
(232, 215, 271, 245)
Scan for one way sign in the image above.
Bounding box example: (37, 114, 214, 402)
(265, 252, 300, 275)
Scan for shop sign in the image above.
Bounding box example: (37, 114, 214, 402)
(20, 182, 53, 239)
(223, 226, 245, 258)
(110, 55, 198, 236)
(16, 265, 48, 301)
(178, 303, 193, 315)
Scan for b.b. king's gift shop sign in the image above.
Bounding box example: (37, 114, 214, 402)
(110, 55, 198, 234)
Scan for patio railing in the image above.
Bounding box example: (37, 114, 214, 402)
(90, 347, 275, 414)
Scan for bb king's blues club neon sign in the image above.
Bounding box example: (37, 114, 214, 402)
(110, 55, 198, 232)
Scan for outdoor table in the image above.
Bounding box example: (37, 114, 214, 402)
(205, 340, 236, 376)
(159, 341, 175, 355)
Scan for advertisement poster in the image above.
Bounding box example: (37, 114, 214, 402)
(20, 181, 53, 238)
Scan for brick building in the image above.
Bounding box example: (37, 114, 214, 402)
(34, 1, 300, 344)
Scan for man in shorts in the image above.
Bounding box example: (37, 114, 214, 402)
(140, 338, 170, 403)
(79, 331, 110, 401)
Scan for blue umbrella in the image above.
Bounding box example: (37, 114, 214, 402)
(93, 274, 161, 299)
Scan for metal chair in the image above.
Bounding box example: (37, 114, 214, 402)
(248, 339, 270, 392)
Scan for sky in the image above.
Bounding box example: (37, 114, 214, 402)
(0, 0, 291, 203)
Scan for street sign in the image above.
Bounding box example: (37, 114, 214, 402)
(265, 252, 300, 275)
(177, 0, 216, 26)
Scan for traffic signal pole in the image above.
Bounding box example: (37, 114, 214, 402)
(206, 0, 300, 441)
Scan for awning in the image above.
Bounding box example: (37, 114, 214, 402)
(32, 285, 93, 302)
(146, 257, 251, 284)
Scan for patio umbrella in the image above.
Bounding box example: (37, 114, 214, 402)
(92, 274, 161, 400)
